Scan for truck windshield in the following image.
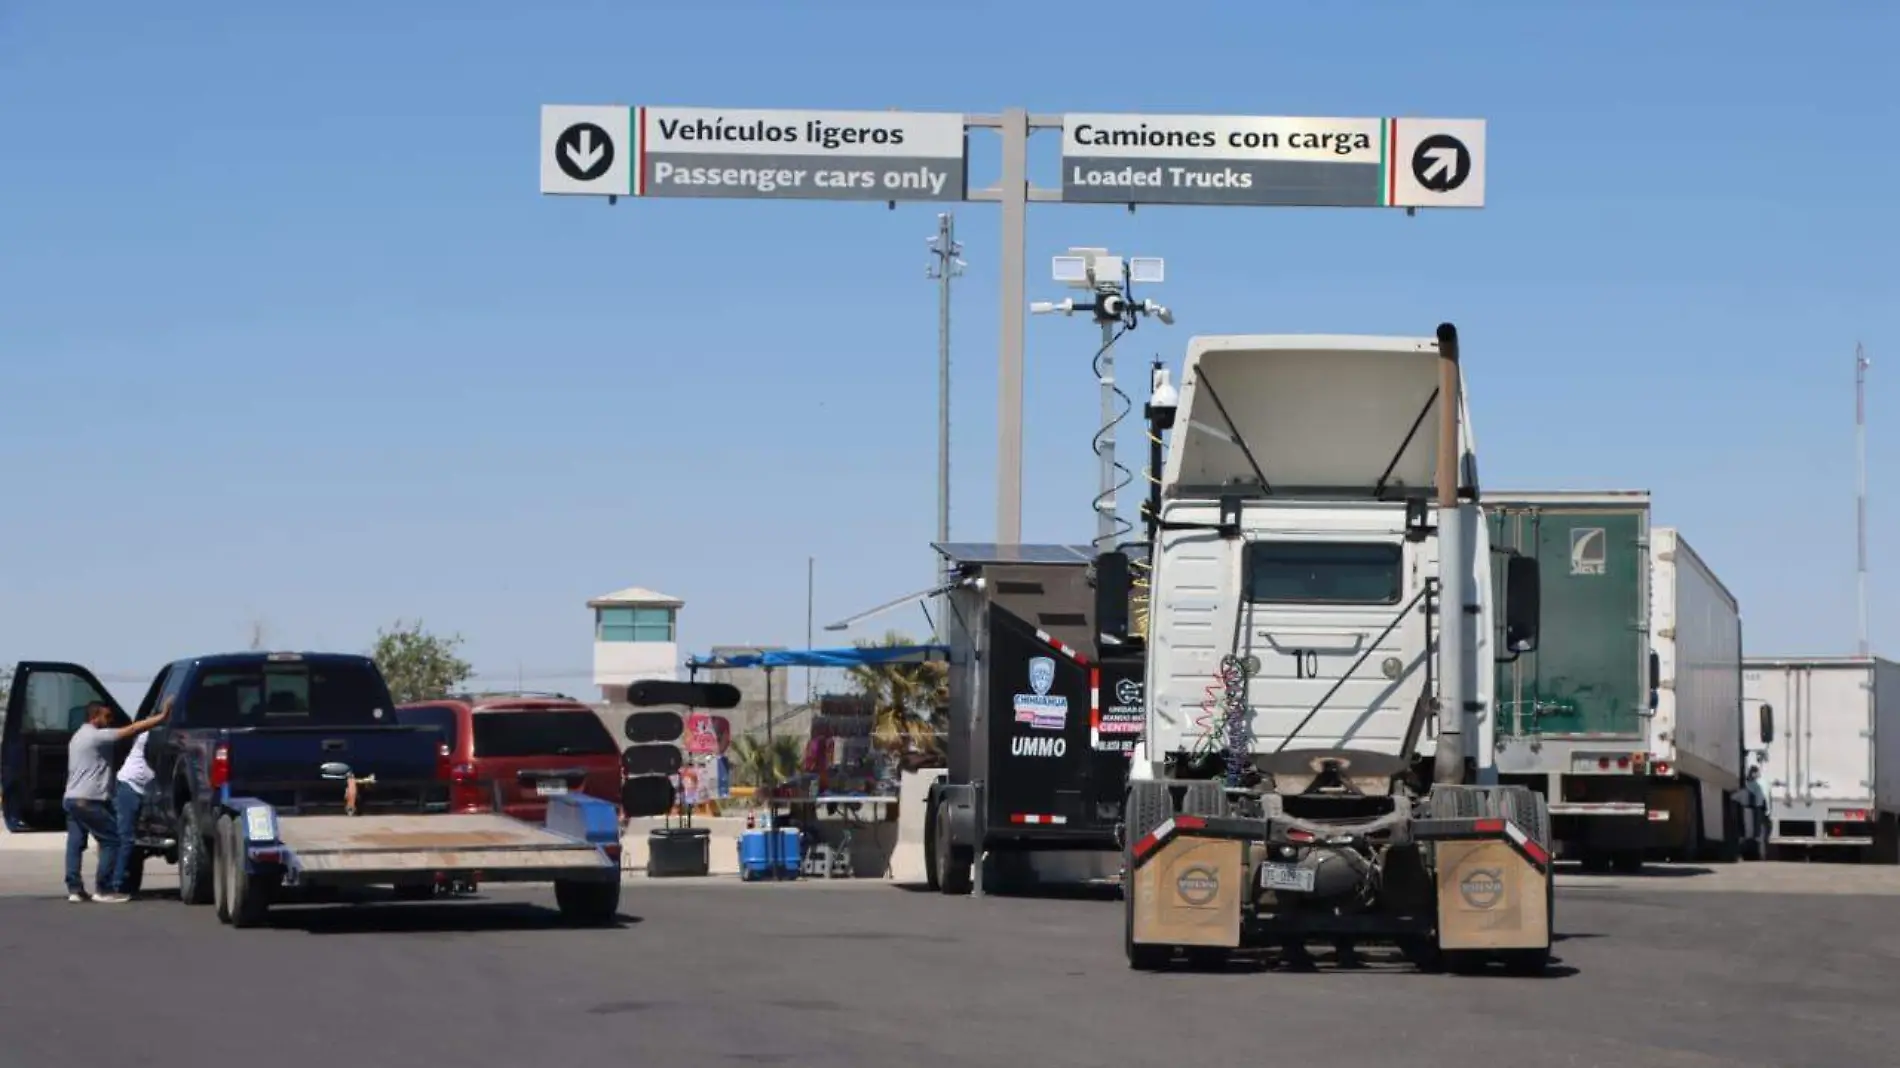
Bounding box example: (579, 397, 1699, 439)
(187, 662, 392, 728)
(1246, 541, 1402, 605)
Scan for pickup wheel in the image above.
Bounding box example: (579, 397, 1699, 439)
(554, 879, 620, 926)
(178, 806, 215, 906)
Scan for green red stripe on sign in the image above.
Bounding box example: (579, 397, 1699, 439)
(1381, 118, 1397, 207)
(634, 106, 647, 197)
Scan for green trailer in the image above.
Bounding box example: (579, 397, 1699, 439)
(1487, 491, 1744, 872)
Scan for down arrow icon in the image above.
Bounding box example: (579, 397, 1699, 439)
(556, 122, 615, 182)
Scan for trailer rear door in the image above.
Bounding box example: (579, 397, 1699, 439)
(983, 605, 1109, 834)
(1488, 503, 1647, 738)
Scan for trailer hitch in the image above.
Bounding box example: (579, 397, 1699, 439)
(319, 762, 377, 817)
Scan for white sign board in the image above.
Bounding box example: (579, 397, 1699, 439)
(1061, 113, 1485, 209)
(540, 105, 966, 201)
(541, 104, 634, 197)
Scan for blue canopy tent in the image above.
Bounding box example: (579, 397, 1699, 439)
(684, 645, 948, 880)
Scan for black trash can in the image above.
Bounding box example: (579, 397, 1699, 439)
(647, 827, 712, 877)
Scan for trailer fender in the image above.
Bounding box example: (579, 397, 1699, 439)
(219, 797, 286, 876)
(934, 782, 981, 848)
(544, 793, 625, 872)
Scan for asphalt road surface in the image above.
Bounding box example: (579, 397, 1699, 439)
(0, 873, 1894, 1068)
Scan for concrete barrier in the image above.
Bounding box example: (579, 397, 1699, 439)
(889, 768, 946, 884)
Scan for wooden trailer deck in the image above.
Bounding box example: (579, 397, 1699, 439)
(275, 812, 615, 878)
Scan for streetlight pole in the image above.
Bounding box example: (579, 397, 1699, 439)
(926, 214, 964, 640)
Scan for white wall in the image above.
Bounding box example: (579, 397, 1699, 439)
(593, 639, 679, 691)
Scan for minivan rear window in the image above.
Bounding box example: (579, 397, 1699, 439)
(471, 710, 617, 758)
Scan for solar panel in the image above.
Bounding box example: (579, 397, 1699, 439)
(931, 542, 1095, 566)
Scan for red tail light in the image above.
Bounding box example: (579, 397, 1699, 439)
(448, 762, 488, 812)
(210, 745, 230, 790)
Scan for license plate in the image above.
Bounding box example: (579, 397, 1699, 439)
(535, 782, 569, 797)
(1261, 861, 1315, 892)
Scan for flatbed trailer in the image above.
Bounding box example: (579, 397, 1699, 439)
(210, 793, 624, 927)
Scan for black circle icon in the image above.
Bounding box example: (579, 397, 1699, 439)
(1411, 134, 1471, 193)
(556, 122, 615, 182)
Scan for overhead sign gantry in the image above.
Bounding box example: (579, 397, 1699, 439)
(540, 105, 1488, 543)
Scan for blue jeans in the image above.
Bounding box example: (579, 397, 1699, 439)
(63, 798, 120, 896)
(111, 781, 145, 892)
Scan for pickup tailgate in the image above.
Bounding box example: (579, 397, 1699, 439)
(227, 726, 447, 814)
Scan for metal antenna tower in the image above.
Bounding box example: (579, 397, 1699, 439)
(926, 213, 964, 639)
(1858, 342, 1871, 656)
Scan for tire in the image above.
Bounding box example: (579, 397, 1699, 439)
(554, 880, 621, 926)
(212, 814, 235, 924)
(1611, 851, 1645, 875)
(178, 805, 215, 906)
(220, 817, 273, 928)
(922, 789, 941, 892)
(1123, 780, 1176, 971)
(933, 798, 973, 896)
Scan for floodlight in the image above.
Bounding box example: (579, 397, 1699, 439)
(1051, 255, 1089, 286)
(1129, 257, 1165, 284)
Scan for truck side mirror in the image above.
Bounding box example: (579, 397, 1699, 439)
(1503, 553, 1540, 653)
(1094, 550, 1132, 643)
(1759, 703, 1775, 745)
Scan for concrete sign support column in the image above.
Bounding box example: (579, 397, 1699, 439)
(541, 105, 1486, 547)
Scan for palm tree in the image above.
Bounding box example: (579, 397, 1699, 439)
(728, 732, 804, 792)
(846, 630, 949, 769)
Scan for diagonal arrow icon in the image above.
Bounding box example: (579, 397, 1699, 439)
(1420, 147, 1456, 185)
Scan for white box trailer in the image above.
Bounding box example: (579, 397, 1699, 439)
(1487, 503, 1746, 869)
(1741, 656, 1900, 862)
(1648, 528, 1747, 857)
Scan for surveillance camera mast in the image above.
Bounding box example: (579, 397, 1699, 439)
(540, 104, 1487, 544)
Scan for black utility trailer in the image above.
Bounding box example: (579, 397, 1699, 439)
(922, 543, 1136, 895)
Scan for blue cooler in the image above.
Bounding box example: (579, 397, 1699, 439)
(738, 827, 802, 880)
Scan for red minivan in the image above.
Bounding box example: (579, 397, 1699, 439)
(395, 695, 623, 823)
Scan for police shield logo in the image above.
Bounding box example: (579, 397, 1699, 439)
(1028, 656, 1055, 697)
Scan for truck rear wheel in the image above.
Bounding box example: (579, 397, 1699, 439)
(554, 879, 621, 926)
(933, 798, 973, 896)
(177, 806, 215, 906)
(1123, 780, 1176, 971)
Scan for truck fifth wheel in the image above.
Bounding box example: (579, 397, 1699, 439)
(1106, 324, 1555, 973)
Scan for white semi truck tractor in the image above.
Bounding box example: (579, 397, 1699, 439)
(1097, 324, 1556, 973)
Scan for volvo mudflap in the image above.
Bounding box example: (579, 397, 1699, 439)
(1122, 779, 1553, 973)
(207, 792, 624, 928)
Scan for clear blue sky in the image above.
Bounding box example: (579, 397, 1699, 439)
(3, 1, 1894, 703)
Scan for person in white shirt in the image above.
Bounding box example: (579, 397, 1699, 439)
(108, 696, 169, 899)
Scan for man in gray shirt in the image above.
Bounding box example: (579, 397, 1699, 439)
(64, 700, 169, 903)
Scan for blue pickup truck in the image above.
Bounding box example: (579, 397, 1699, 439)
(2, 652, 624, 927)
